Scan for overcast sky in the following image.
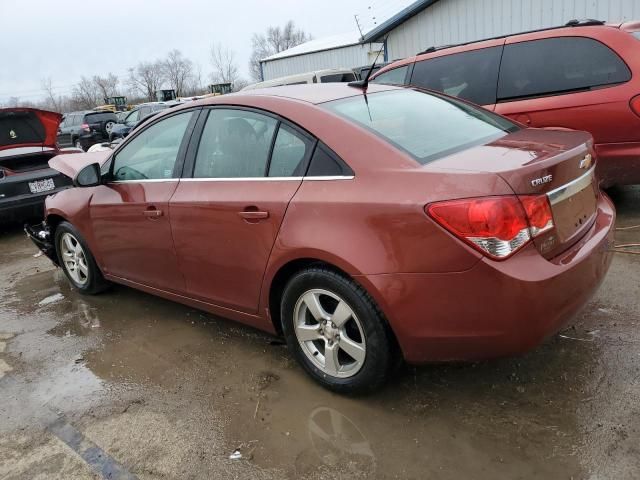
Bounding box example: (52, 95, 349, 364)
(0, 0, 413, 104)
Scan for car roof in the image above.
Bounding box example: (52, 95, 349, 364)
(188, 83, 402, 107)
(373, 21, 626, 78)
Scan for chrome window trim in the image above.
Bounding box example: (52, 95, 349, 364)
(546, 166, 595, 206)
(178, 175, 354, 182)
(109, 179, 179, 184)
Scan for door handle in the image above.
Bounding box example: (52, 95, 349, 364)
(238, 210, 269, 220)
(143, 207, 163, 219)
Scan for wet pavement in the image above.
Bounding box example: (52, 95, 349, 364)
(1, 186, 639, 479)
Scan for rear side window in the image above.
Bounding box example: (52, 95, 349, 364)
(410, 46, 502, 105)
(324, 89, 518, 165)
(268, 125, 314, 177)
(371, 66, 409, 85)
(307, 142, 353, 176)
(193, 109, 277, 178)
(498, 37, 631, 101)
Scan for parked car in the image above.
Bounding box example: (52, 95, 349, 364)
(353, 62, 389, 80)
(57, 111, 118, 151)
(0, 108, 75, 222)
(371, 19, 640, 187)
(109, 103, 170, 141)
(26, 84, 614, 393)
(242, 69, 358, 90)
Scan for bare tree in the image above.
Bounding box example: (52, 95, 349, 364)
(41, 77, 60, 111)
(210, 43, 239, 86)
(72, 76, 100, 109)
(162, 50, 193, 96)
(249, 21, 311, 81)
(92, 73, 119, 101)
(128, 61, 164, 101)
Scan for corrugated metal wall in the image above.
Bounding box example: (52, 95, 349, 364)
(387, 0, 640, 60)
(262, 44, 378, 80)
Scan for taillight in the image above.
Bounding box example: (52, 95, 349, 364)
(426, 195, 554, 260)
(630, 95, 640, 119)
(81, 123, 90, 132)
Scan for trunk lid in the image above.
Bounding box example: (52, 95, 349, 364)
(430, 128, 599, 258)
(0, 108, 62, 152)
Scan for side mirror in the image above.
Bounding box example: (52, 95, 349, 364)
(74, 163, 102, 188)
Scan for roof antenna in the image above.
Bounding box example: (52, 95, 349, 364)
(348, 37, 386, 90)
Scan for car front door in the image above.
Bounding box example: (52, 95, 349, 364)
(169, 107, 315, 313)
(89, 109, 199, 293)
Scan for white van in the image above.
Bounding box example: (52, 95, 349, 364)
(242, 69, 357, 90)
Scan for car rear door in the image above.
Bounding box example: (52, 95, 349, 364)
(169, 107, 315, 314)
(89, 109, 199, 293)
(494, 35, 632, 135)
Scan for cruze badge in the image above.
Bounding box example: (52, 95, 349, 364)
(579, 153, 593, 169)
(9, 129, 16, 139)
(531, 174, 553, 187)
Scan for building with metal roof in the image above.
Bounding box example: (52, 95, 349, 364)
(362, 0, 640, 61)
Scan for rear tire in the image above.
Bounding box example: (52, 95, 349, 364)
(55, 221, 108, 295)
(281, 267, 395, 394)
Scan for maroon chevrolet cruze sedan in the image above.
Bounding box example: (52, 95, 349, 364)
(27, 84, 614, 393)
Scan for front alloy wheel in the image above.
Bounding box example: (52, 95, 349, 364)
(60, 232, 89, 286)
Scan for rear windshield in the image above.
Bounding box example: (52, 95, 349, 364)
(84, 112, 116, 122)
(321, 72, 357, 83)
(323, 88, 519, 164)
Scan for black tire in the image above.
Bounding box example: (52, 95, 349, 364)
(281, 267, 395, 394)
(54, 221, 109, 295)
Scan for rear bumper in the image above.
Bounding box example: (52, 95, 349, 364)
(0, 168, 71, 221)
(595, 142, 640, 187)
(360, 192, 615, 364)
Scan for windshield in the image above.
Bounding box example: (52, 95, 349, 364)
(323, 88, 519, 164)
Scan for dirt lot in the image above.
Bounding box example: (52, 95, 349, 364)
(0, 186, 638, 480)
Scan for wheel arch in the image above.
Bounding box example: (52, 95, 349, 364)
(265, 256, 402, 360)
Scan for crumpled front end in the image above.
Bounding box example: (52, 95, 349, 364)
(24, 221, 58, 265)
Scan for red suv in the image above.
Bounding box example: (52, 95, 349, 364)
(372, 20, 640, 187)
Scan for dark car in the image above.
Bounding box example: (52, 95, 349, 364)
(109, 103, 170, 141)
(57, 111, 118, 151)
(0, 108, 75, 222)
(26, 84, 613, 393)
(371, 19, 640, 187)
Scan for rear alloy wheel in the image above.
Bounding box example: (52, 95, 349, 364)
(294, 289, 366, 378)
(281, 267, 395, 394)
(55, 222, 108, 295)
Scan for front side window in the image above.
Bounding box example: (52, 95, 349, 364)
(371, 65, 409, 85)
(193, 109, 277, 178)
(112, 111, 193, 181)
(498, 37, 631, 101)
(410, 46, 502, 105)
(324, 89, 518, 165)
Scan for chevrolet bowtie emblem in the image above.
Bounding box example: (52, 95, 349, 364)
(579, 153, 593, 169)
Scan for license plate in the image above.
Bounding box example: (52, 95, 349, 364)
(28, 178, 55, 194)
